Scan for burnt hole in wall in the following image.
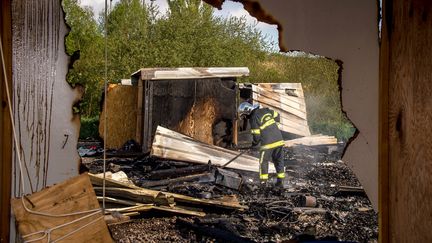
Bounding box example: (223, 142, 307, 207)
(63, 0, 357, 154)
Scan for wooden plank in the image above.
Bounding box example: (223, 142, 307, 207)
(253, 85, 307, 108)
(93, 187, 175, 206)
(88, 173, 247, 210)
(385, 1, 432, 242)
(151, 126, 276, 173)
(252, 85, 307, 117)
(11, 174, 113, 243)
(251, 83, 311, 136)
(278, 114, 311, 135)
(0, 0, 12, 240)
(134, 67, 250, 80)
(285, 135, 337, 147)
(254, 95, 307, 120)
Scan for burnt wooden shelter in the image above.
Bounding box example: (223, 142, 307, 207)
(131, 67, 249, 152)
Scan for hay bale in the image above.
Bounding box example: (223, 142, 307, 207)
(99, 84, 138, 149)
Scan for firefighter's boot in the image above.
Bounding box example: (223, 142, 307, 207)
(275, 178, 284, 189)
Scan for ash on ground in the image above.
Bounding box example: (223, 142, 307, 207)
(81, 142, 378, 243)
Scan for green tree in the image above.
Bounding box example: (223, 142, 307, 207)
(106, 0, 151, 81)
(63, 0, 104, 117)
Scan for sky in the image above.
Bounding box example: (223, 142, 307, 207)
(79, 0, 279, 50)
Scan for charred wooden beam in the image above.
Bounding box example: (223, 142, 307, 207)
(141, 173, 212, 188)
(147, 164, 210, 180)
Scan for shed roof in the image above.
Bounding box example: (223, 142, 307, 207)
(131, 67, 249, 81)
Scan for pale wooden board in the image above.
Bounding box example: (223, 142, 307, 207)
(253, 84, 307, 113)
(251, 84, 311, 136)
(151, 126, 276, 173)
(253, 85, 307, 108)
(285, 135, 337, 147)
(253, 94, 307, 120)
(11, 174, 113, 243)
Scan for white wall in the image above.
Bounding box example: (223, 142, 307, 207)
(10, 0, 81, 235)
(255, 0, 379, 209)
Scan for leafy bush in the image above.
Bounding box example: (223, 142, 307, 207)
(79, 116, 100, 139)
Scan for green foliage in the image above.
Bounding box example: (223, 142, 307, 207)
(79, 116, 100, 139)
(63, 0, 354, 141)
(63, 0, 104, 117)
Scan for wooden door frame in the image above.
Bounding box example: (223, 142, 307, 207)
(0, 0, 13, 241)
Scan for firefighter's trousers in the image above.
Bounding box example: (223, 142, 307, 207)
(258, 146, 285, 180)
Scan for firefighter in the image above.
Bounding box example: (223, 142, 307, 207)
(238, 102, 286, 188)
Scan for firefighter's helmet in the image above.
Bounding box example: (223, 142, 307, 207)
(238, 102, 259, 116)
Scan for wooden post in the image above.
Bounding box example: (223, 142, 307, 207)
(379, 0, 390, 242)
(0, 0, 12, 241)
(135, 76, 144, 146)
(380, 0, 432, 242)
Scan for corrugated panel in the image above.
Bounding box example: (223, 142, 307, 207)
(151, 126, 275, 173)
(252, 83, 311, 137)
(132, 67, 249, 81)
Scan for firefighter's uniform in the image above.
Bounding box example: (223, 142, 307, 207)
(249, 107, 285, 181)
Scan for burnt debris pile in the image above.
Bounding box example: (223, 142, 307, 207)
(81, 142, 377, 243)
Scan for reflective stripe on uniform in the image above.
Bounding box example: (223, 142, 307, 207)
(273, 110, 279, 118)
(259, 151, 265, 176)
(259, 119, 275, 130)
(260, 174, 269, 180)
(260, 140, 285, 150)
(260, 113, 272, 123)
(251, 129, 261, 134)
(277, 172, 285, 179)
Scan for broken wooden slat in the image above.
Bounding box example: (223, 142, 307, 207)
(106, 204, 153, 214)
(11, 174, 113, 243)
(97, 196, 142, 206)
(94, 187, 175, 206)
(88, 173, 247, 210)
(285, 135, 337, 147)
(89, 172, 142, 189)
(152, 205, 206, 217)
(101, 198, 205, 217)
(151, 126, 275, 173)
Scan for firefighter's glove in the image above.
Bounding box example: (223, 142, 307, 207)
(250, 143, 260, 151)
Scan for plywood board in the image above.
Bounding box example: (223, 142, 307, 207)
(99, 84, 138, 149)
(151, 126, 276, 173)
(11, 174, 112, 243)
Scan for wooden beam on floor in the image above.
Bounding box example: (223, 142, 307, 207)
(151, 126, 275, 173)
(89, 173, 248, 210)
